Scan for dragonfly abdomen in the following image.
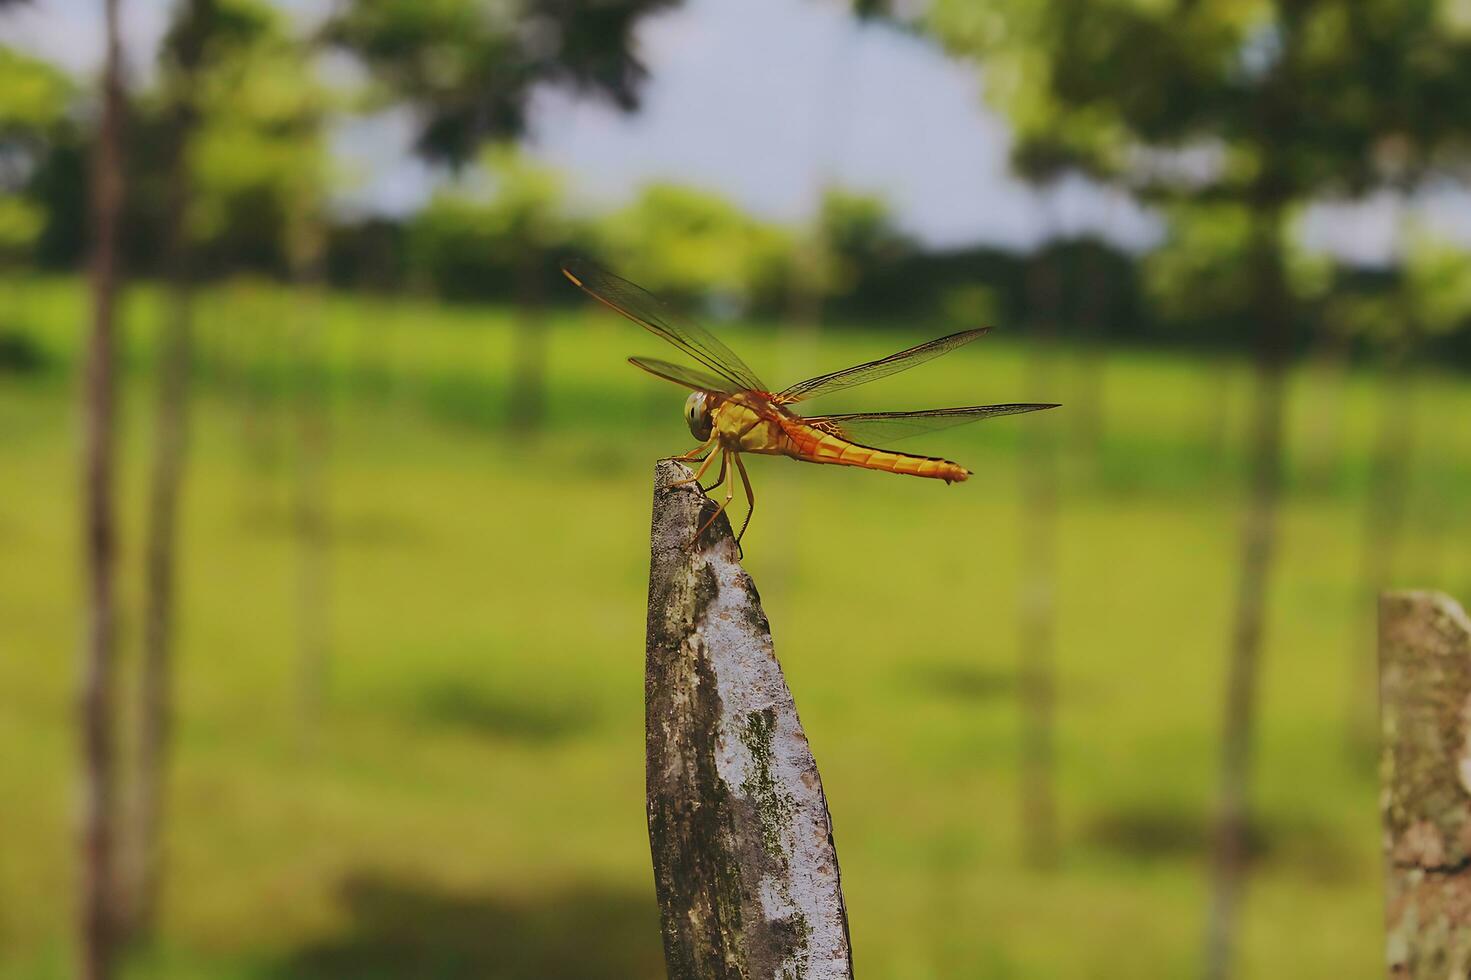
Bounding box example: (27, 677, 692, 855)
(786, 425, 971, 484)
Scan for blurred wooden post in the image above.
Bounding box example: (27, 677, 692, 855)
(1380, 590, 1471, 977)
(645, 460, 854, 980)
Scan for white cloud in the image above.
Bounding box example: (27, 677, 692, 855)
(522, 0, 1160, 251)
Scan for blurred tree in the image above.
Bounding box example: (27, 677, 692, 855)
(1144, 202, 1255, 458)
(255, 44, 335, 758)
(597, 182, 795, 314)
(1335, 229, 1471, 743)
(188, 13, 332, 276)
(329, 0, 682, 433)
(78, 0, 126, 976)
(1018, 233, 1061, 871)
(326, 217, 408, 292)
(1298, 270, 1360, 492)
(1008, 139, 1109, 870)
(811, 188, 915, 315)
(410, 147, 576, 294)
(939, 125, 1134, 876)
(1011, 136, 1124, 459)
(1068, 235, 1115, 456)
(1399, 233, 1471, 345)
(0, 47, 70, 270)
(1144, 202, 1332, 457)
(926, 3, 1471, 975)
(410, 145, 576, 429)
(122, 0, 293, 941)
(328, 0, 680, 168)
(152, 7, 337, 757)
(0, 46, 69, 370)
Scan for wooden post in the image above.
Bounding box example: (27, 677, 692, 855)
(1380, 590, 1471, 977)
(645, 460, 854, 980)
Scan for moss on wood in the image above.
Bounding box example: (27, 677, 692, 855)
(1381, 591, 1471, 978)
(644, 461, 853, 980)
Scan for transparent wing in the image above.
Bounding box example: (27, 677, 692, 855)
(628, 356, 737, 393)
(563, 259, 766, 392)
(804, 404, 1059, 445)
(776, 328, 989, 404)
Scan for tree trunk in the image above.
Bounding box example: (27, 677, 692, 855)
(1203, 201, 1290, 980)
(644, 460, 854, 980)
(79, 0, 126, 975)
(123, 112, 195, 941)
(1380, 590, 1471, 977)
(1020, 249, 1060, 870)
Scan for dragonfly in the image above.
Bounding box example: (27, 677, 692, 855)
(563, 260, 1059, 550)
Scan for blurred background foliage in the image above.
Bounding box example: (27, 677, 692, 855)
(3, 0, 1471, 978)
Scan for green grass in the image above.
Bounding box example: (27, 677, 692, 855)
(2, 275, 1468, 978)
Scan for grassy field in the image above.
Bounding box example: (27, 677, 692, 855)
(3, 276, 1469, 978)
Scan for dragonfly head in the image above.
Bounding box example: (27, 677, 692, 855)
(683, 391, 714, 441)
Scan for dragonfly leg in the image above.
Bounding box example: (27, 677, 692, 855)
(701, 452, 729, 494)
(670, 444, 720, 488)
(693, 451, 736, 545)
(666, 441, 718, 488)
(733, 453, 755, 552)
(667, 440, 713, 463)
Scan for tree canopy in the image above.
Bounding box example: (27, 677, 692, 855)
(928, 0, 1471, 206)
(0, 46, 72, 260)
(595, 183, 794, 312)
(328, 0, 681, 167)
(409, 144, 577, 299)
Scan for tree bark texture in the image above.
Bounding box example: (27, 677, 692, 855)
(1380, 591, 1471, 978)
(645, 460, 854, 980)
(79, 0, 125, 975)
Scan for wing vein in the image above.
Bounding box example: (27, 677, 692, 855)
(800, 403, 1059, 444)
(777, 328, 990, 403)
(564, 260, 765, 392)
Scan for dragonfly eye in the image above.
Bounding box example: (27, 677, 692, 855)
(683, 391, 713, 440)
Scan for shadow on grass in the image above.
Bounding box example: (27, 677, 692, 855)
(0, 329, 51, 376)
(264, 873, 663, 980)
(236, 504, 427, 548)
(1086, 806, 1213, 860)
(904, 662, 1016, 703)
(1085, 805, 1358, 881)
(415, 680, 596, 743)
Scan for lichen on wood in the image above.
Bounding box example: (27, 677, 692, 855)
(1380, 590, 1471, 978)
(645, 460, 854, 980)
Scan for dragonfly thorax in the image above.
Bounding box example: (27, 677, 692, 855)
(684, 391, 714, 441)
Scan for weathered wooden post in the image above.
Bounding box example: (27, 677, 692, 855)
(1380, 590, 1471, 977)
(645, 460, 854, 980)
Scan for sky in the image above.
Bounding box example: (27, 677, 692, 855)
(0, 0, 1158, 252)
(4, 0, 1469, 262)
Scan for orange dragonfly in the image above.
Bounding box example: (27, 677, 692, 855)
(563, 260, 1058, 549)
